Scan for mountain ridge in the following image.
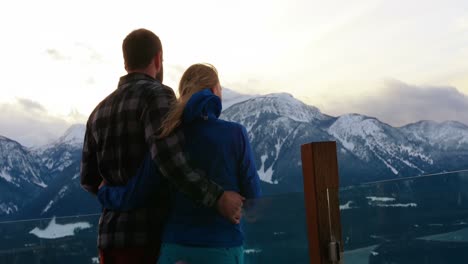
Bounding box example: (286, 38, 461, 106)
(1, 88, 467, 219)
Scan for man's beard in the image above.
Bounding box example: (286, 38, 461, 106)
(156, 64, 163, 82)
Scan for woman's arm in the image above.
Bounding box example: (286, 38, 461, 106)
(97, 152, 160, 211)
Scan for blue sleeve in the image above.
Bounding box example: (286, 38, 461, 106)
(97, 152, 160, 211)
(238, 126, 261, 200)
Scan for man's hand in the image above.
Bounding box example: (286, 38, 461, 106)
(216, 191, 245, 224)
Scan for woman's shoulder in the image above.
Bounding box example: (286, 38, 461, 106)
(215, 119, 247, 133)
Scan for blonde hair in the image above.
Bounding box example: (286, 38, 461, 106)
(159, 63, 219, 138)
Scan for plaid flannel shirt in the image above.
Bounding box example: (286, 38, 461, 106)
(80, 73, 223, 249)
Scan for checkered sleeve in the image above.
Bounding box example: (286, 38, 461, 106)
(80, 122, 101, 195)
(142, 86, 224, 207)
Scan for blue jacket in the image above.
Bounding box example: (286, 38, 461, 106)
(98, 89, 261, 247)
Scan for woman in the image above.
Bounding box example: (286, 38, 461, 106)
(98, 63, 261, 264)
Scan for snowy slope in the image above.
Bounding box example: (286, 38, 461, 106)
(22, 124, 93, 218)
(36, 124, 85, 175)
(328, 114, 433, 176)
(0, 136, 46, 188)
(0, 136, 48, 216)
(401, 121, 468, 150)
(222, 93, 334, 185)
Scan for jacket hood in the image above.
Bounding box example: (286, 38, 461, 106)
(183, 89, 222, 124)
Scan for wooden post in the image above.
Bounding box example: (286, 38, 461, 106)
(301, 141, 343, 264)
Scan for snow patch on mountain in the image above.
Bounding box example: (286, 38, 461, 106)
(374, 203, 418, 208)
(56, 151, 73, 171)
(366, 196, 416, 208)
(340, 201, 356, 210)
(257, 154, 277, 184)
(367, 197, 396, 202)
(35, 181, 47, 188)
(244, 248, 263, 254)
(397, 145, 434, 165)
(29, 217, 92, 239)
(42, 200, 54, 214)
(58, 185, 69, 197)
(0, 202, 18, 215)
(0, 169, 13, 183)
(72, 172, 80, 180)
(373, 151, 399, 175)
(42, 185, 70, 214)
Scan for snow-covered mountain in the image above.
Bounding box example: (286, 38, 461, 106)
(0, 124, 95, 219)
(400, 120, 468, 172)
(1, 88, 468, 220)
(222, 93, 334, 187)
(19, 124, 99, 219)
(0, 136, 46, 188)
(222, 91, 467, 186)
(0, 136, 46, 216)
(35, 124, 85, 177)
(401, 120, 468, 150)
(329, 114, 433, 176)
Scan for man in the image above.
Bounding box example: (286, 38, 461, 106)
(80, 28, 244, 264)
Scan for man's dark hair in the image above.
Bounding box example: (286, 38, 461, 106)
(122, 28, 162, 71)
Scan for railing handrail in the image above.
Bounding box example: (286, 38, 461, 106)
(0, 192, 309, 225)
(3, 170, 468, 225)
(0, 212, 101, 225)
(347, 169, 468, 188)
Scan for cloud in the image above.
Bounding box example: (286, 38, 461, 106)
(46, 43, 105, 63)
(326, 80, 468, 126)
(455, 17, 468, 32)
(164, 64, 186, 89)
(46, 49, 70, 61)
(0, 99, 78, 147)
(222, 78, 264, 95)
(74, 42, 104, 63)
(16, 98, 47, 112)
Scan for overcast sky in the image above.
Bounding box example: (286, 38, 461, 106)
(1, 0, 467, 146)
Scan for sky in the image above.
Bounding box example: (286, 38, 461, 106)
(0, 0, 468, 146)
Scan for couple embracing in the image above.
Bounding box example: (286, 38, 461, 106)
(80, 28, 261, 264)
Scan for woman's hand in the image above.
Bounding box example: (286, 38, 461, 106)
(216, 191, 245, 224)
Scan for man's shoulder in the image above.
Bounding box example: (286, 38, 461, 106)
(87, 89, 118, 123)
(87, 81, 175, 122)
(135, 81, 175, 98)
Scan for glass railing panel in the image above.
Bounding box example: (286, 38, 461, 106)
(341, 170, 468, 264)
(0, 214, 100, 264)
(243, 192, 309, 263)
(0, 192, 310, 264)
(6, 170, 468, 264)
